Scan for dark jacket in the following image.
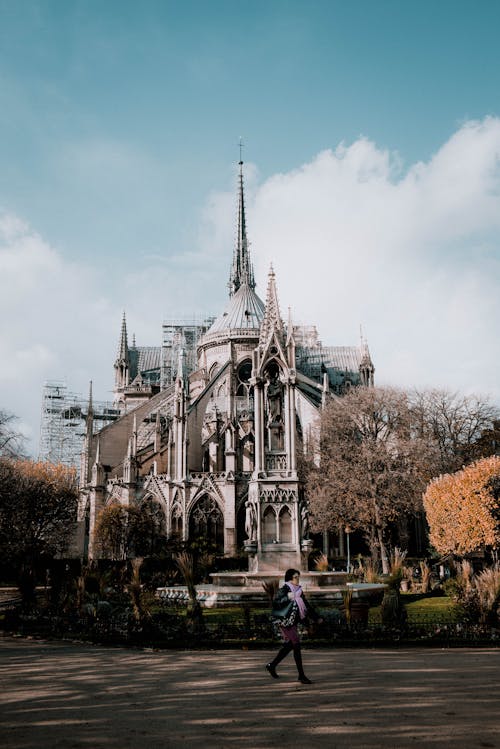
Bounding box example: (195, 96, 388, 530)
(271, 583, 320, 623)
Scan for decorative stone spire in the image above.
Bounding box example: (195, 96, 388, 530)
(116, 312, 129, 363)
(259, 265, 283, 347)
(228, 155, 255, 296)
(359, 325, 375, 387)
(114, 312, 130, 391)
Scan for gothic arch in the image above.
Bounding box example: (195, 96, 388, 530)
(236, 358, 253, 396)
(209, 362, 220, 380)
(188, 494, 224, 552)
(262, 505, 277, 544)
(171, 502, 183, 538)
(136, 494, 168, 555)
(140, 493, 167, 536)
(263, 358, 285, 451)
(278, 505, 293, 543)
(238, 432, 254, 472)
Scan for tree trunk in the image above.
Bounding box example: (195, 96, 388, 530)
(373, 500, 389, 574)
(377, 526, 390, 575)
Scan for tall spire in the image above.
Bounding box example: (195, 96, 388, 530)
(259, 265, 283, 347)
(116, 312, 129, 362)
(228, 146, 256, 296)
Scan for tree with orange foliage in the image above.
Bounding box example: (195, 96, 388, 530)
(423, 456, 500, 557)
(0, 459, 78, 606)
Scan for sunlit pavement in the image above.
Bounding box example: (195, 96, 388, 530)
(1, 637, 499, 748)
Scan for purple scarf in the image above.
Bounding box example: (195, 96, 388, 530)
(286, 582, 307, 620)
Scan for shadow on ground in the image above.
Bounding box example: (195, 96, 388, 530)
(1, 637, 499, 748)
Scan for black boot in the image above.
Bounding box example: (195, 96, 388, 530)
(293, 644, 313, 684)
(266, 641, 293, 678)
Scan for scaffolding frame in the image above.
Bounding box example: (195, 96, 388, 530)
(39, 381, 119, 471)
(161, 317, 214, 389)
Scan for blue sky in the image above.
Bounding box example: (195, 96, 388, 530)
(1, 0, 500, 453)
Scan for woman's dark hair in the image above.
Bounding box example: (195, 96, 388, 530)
(285, 568, 300, 582)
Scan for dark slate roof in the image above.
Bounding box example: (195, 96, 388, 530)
(205, 283, 265, 335)
(129, 347, 162, 380)
(296, 345, 364, 389)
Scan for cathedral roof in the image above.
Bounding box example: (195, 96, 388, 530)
(204, 281, 265, 336)
(129, 346, 162, 380)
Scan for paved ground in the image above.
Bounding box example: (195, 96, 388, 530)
(1, 636, 500, 748)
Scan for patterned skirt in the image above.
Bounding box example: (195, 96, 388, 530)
(279, 623, 301, 645)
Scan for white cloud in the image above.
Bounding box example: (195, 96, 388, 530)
(0, 215, 118, 451)
(243, 119, 500, 402)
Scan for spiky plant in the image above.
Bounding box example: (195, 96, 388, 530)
(128, 557, 150, 623)
(314, 553, 329, 572)
(475, 566, 500, 626)
(362, 557, 380, 583)
(389, 547, 407, 578)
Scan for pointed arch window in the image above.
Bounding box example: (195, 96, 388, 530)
(262, 506, 277, 544)
(279, 506, 292, 543)
(171, 504, 183, 538)
(189, 495, 224, 551)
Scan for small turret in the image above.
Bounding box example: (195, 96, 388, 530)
(359, 327, 375, 387)
(259, 265, 284, 348)
(114, 312, 130, 391)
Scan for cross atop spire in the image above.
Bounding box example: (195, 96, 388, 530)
(228, 151, 256, 297)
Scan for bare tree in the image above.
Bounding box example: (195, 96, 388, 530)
(0, 409, 26, 458)
(410, 389, 499, 473)
(94, 501, 167, 559)
(307, 387, 438, 573)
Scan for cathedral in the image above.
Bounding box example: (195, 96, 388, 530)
(77, 160, 374, 571)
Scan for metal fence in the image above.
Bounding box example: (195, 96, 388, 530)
(3, 604, 500, 648)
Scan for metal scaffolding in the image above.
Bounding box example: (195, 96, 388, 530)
(39, 381, 119, 470)
(161, 317, 214, 389)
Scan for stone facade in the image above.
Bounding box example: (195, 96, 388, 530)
(77, 161, 374, 571)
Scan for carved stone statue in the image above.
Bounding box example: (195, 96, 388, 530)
(245, 500, 257, 542)
(300, 503, 310, 540)
(265, 372, 283, 426)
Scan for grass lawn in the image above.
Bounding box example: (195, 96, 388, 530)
(161, 594, 462, 627)
(369, 595, 462, 625)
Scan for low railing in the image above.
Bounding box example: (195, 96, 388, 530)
(4, 606, 499, 648)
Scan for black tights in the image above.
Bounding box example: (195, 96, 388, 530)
(271, 641, 306, 678)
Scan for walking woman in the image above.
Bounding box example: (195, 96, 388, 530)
(266, 568, 322, 684)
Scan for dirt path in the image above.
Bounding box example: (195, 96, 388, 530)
(1, 637, 499, 748)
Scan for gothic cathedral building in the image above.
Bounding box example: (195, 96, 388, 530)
(77, 160, 374, 571)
